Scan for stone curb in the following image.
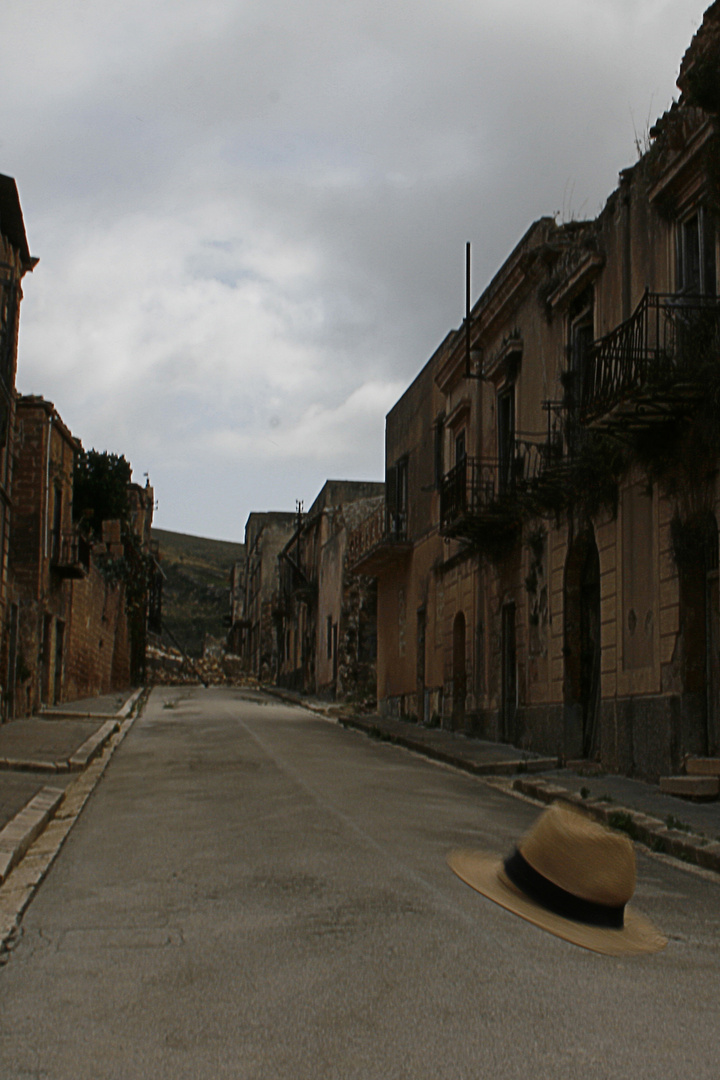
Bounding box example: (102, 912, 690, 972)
(37, 711, 120, 721)
(512, 777, 720, 874)
(338, 714, 557, 777)
(0, 786, 65, 885)
(263, 685, 557, 776)
(116, 687, 144, 719)
(0, 757, 67, 773)
(0, 687, 150, 957)
(68, 720, 119, 771)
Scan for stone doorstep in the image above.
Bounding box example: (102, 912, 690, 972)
(565, 759, 605, 776)
(68, 720, 119, 771)
(464, 757, 558, 777)
(685, 757, 720, 777)
(659, 775, 720, 800)
(0, 786, 64, 884)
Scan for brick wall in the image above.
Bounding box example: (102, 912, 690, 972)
(64, 562, 131, 701)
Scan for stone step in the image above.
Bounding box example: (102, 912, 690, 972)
(685, 757, 720, 777)
(659, 775, 720, 800)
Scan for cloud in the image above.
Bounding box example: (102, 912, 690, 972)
(0, 0, 710, 538)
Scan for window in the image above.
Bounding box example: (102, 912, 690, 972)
(454, 429, 466, 465)
(0, 275, 17, 391)
(497, 387, 515, 493)
(567, 290, 594, 415)
(434, 415, 445, 487)
(676, 208, 716, 296)
(386, 456, 408, 538)
(51, 483, 62, 563)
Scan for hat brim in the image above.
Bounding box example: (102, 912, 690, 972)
(448, 848, 667, 957)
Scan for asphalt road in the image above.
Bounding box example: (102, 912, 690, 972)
(1, 686, 719, 1079)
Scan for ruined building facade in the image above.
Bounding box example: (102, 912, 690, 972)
(349, 3, 720, 779)
(0, 176, 37, 715)
(240, 511, 296, 680)
(8, 396, 156, 714)
(275, 480, 383, 699)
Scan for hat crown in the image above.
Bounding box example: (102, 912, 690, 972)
(518, 803, 636, 907)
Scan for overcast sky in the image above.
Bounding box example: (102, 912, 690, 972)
(0, 0, 710, 541)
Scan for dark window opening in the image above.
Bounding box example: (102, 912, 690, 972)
(677, 208, 716, 296)
(51, 483, 62, 563)
(387, 457, 408, 538)
(434, 416, 445, 488)
(454, 429, 466, 466)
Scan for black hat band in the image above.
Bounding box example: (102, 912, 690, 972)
(503, 848, 625, 929)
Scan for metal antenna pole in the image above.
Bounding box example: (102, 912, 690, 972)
(465, 241, 471, 378)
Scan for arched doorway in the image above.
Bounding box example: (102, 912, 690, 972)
(452, 612, 466, 729)
(564, 530, 601, 759)
(678, 514, 720, 757)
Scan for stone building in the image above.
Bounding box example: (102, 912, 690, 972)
(276, 479, 384, 698)
(8, 396, 155, 715)
(348, 347, 448, 723)
(226, 551, 247, 656)
(241, 511, 296, 679)
(0, 175, 37, 717)
(350, 3, 720, 779)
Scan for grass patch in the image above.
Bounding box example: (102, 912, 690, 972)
(607, 810, 643, 841)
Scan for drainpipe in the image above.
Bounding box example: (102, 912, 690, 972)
(43, 411, 54, 562)
(620, 169, 632, 321)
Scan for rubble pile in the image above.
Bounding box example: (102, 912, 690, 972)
(146, 644, 259, 687)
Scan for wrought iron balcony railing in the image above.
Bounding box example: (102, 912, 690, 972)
(581, 290, 720, 426)
(347, 502, 412, 574)
(440, 440, 549, 540)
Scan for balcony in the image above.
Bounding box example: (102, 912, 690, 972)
(440, 441, 547, 544)
(347, 502, 412, 575)
(582, 290, 720, 431)
(51, 529, 91, 579)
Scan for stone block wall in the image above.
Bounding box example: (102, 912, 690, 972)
(64, 564, 130, 701)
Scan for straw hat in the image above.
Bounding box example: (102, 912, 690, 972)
(447, 801, 666, 956)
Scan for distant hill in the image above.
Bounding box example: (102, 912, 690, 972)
(151, 528, 244, 656)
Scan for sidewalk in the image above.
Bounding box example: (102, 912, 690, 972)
(0, 687, 145, 949)
(0, 688, 143, 846)
(265, 685, 720, 875)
